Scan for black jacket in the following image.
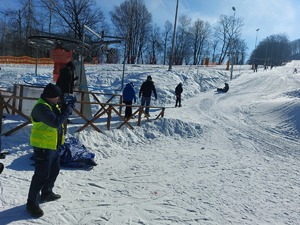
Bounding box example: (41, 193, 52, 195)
(139, 80, 157, 99)
(175, 84, 183, 95)
(56, 66, 77, 94)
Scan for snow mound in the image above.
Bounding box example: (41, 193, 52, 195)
(143, 118, 203, 138)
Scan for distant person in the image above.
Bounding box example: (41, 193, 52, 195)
(175, 82, 183, 107)
(139, 75, 157, 117)
(216, 83, 229, 93)
(254, 64, 258, 72)
(293, 68, 297, 74)
(26, 83, 75, 218)
(0, 133, 3, 171)
(56, 61, 78, 100)
(0, 137, 4, 191)
(122, 82, 136, 119)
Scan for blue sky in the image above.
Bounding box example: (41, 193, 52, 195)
(2, 0, 300, 56)
(98, 0, 300, 55)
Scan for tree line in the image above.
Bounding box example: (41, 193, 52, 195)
(248, 34, 300, 67)
(0, 0, 298, 66)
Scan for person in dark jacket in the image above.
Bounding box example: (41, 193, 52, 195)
(0, 162, 3, 174)
(56, 61, 78, 98)
(0, 134, 4, 170)
(56, 61, 77, 123)
(26, 83, 74, 218)
(122, 82, 137, 119)
(216, 83, 229, 93)
(175, 82, 183, 107)
(139, 75, 157, 116)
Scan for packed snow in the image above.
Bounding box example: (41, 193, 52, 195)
(0, 62, 299, 225)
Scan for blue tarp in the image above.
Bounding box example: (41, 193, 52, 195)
(58, 136, 97, 168)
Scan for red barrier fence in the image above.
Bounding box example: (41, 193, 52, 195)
(0, 56, 53, 64)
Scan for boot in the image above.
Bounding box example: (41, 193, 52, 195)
(41, 192, 61, 203)
(26, 203, 44, 218)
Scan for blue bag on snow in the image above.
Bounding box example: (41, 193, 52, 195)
(58, 136, 97, 168)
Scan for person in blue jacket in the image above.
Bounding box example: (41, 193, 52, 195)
(122, 82, 136, 119)
(26, 83, 75, 218)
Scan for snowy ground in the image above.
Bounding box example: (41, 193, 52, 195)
(0, 62, 299, 225)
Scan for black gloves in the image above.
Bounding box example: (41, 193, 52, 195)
(62, 94, 77, 115)
(61, 103, 74, 115)
(63, 94, 77, 105)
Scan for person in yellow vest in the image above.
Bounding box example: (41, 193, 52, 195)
(26, 83, 74, 218)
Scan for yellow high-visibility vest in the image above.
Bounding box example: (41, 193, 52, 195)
(30, 98, 64, 150)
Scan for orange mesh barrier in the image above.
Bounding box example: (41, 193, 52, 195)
(0, 56, 53, 64)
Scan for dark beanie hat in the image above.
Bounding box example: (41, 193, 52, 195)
(147, 75, 152, 81)
(66, 61, 75, 71)
(42, 83, 61, 98)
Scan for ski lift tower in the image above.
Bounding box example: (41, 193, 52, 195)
(28, 33, 92, 118)
(28, 27, 124, 119)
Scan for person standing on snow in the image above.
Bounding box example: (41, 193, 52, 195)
(26, 83, 75, 218)
(175, 82, 183, 107)
(56, 61, 78, 100)
(56, 61, 77, 123)
(122, 82, 137, 119)
(139, 75, 157, 117)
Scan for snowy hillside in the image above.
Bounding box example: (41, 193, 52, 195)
(0, 62, 299, 225)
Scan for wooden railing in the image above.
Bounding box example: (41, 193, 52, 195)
(0, 85, 165, 136)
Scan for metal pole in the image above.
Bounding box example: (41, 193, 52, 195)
(264, 38, 268, 69)
(35, 47, 38, 75)
(230, 7, 236, 80)
(168, 0, 179, 71)
(254, 28, 259, 68)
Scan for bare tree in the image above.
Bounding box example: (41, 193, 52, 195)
(174, 15, 192, 65)
(39, 0, 55, 33)
(162, 20, 172, 65)
(41, 0, 107, 40)
(190, 19, 211, 65)
(210, 37, 219, 64)
(0, 20, 9, 55)
(110, 0, 152, 64)
(1, 8, 25, 56)
(22, 0, 35, 37)
(232, 37, 247, 65)
(290, 39, 300, 59)
(214, 14, 244, 64)
(146, 24, 162, 64)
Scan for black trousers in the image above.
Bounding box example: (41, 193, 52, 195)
(27, 147, 60, 206)
(123, 100, 133, 118)
(175, 94, 181, 106)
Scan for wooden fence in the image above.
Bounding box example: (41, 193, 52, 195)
(0, 84, 165, 136)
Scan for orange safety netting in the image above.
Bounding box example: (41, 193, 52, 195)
(0, 56, 53, 64)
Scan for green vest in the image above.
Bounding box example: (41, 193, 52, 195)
(30, 98, 64, 150)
